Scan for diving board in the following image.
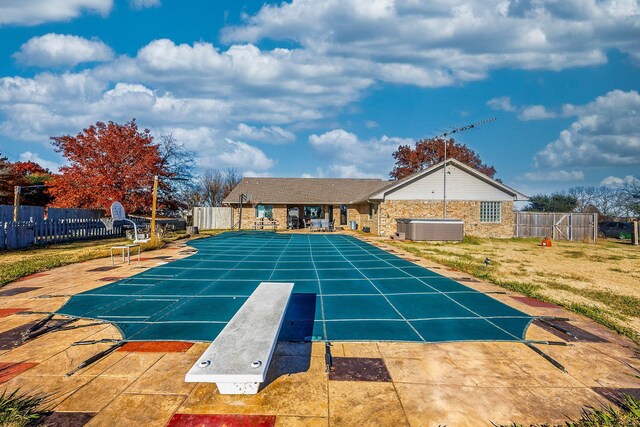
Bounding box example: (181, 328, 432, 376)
(185, 281, 294, 394)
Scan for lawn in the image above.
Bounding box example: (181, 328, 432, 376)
(387, 236, 640, 345)
(0, 230, 222, 287)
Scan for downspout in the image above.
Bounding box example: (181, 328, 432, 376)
(377, 202, 381, 236)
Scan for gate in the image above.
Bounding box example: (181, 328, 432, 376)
(515, 212, 598, 242)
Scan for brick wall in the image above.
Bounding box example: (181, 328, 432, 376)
(378, 200, 515, 238)
(232, 204, 287, 230)
(347, 203, 378, 232)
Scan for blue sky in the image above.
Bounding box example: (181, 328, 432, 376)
(0, 0, 638, 196)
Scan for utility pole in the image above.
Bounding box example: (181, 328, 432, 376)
(151, 175, 158, 241)
(13, 186, 20, 222)
(424, 118, 497, 219)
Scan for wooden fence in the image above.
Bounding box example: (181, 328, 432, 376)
(47, 208, 103, 221)
(514, 212, 598, 242)
(0, 205, 103, 222)
(1, 218, 124, 250)
(0, 205, 45, 222)
(192, 207, 233, 230)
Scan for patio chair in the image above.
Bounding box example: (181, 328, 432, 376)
(320, 219, 329, 231)
(310, 219, 322, 231)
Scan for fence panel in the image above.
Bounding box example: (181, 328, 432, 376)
(192, 207, 233, 230)
(47, 208, 103, 221)
(515, 212, 598, 242)
(0, 205, 45, 222)
(1, 218, 125, 250)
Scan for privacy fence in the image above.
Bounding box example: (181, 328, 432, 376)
(192, 207, 233, 230)
(514, 212, 598, 242)
(0, 205, 122, 250)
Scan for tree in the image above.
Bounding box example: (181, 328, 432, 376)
(390, 137, 496, 180)
(567, 185, 637, 220)
(0, 153, 20, 205)
(155, 134, 196, 214)
(12, 161, 54, 206)
(48, 119, 170, 214)
(197, 168, 243, 207)
(621, 177, 640, 218)
(523, 193, 578, 212)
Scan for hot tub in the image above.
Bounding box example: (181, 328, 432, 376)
(396, 218, 464, 241)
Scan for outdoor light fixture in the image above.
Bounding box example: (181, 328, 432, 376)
(484, 257, 491, 268)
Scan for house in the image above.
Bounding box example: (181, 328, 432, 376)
(223, 159, 528, 237)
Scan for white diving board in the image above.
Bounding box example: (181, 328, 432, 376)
(185, 281, 294, 394)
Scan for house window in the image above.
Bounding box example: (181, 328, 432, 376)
(369, 203, 377, 219)
(304, 206, 323, 219)
(480, 202, 502, 223)
(255, 205, 273, 220)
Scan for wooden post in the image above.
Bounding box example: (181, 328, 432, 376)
(13, 186, 20, 222)
(632, 220, 639, 246)
(151, 175, 158, 241)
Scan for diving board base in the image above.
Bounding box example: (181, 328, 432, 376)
(216, 381, 260, 395)
(185, 281, 294, 395)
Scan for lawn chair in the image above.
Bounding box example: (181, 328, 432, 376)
(310, 219, 322, 231)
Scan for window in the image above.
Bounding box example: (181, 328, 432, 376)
(304, 206, 323, 219)
(255, 205, 273, 220)
(480, 202, 501, 223)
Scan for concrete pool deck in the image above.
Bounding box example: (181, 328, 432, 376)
(0, 235, 638, 426)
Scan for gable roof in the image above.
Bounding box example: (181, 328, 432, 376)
(223, 177, 389, 205)
(367, 158, 528, 201)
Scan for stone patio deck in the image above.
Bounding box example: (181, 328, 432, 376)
(0, 237, 637, 426)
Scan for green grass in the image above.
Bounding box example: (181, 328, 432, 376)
(0, 229, 226, 287)
(0, 388, 49, 427)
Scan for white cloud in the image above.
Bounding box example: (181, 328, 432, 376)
(223, 0, 640, 86)
(487, 96, 515, 112)
(488, 97, 556, 120)
(229, 123, 295, 144)
(0, 0, 112, 26)
(309, 129, 412, 178)
(129, 0, 160, 10)
(534, 90, 640, 168)
(18, 151, 61, 172)
(14, 34, 114, 67)
(0, 38, 375, 145)
(518, 105, 556, 121)
(600, 174, 640, 187)
(365, 120, 379, 129)
(519, 170, 585, 182)
(160, 127, 275, 173)
(218, 139, 275, 171)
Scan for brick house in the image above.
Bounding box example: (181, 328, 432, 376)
(223, 159, 528, 237)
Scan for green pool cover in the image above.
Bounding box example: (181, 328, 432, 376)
(57, 232, 533, 343)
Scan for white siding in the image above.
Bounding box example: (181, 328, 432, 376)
(384, 165, 513, 201)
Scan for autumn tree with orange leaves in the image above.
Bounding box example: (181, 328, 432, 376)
(390, 137, 496, 180)
(48, 119, 176, 214)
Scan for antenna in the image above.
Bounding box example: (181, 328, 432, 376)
(429, 117, 497, 141)
(423, 118, 497, 219)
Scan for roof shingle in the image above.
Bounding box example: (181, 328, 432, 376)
(223, 177, 390, 205)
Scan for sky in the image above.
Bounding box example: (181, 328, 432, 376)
(0, 0, 638, 196)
